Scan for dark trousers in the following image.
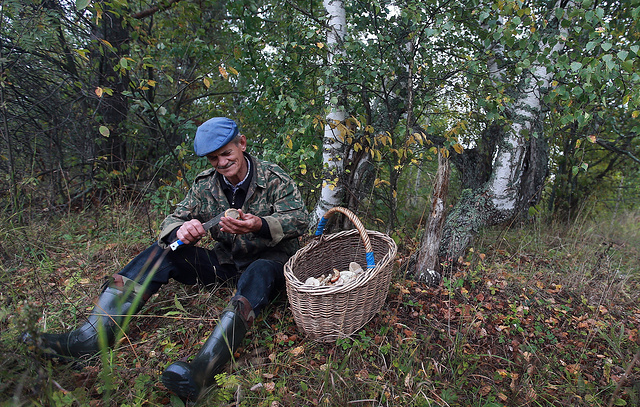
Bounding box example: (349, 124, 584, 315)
(117, 243, 285, 315)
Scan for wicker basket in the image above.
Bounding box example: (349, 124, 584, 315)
(284, 207, 397, 342)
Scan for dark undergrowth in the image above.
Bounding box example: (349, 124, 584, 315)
(1, 206, 639, 406)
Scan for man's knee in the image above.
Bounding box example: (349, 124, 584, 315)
(117, 243, 169, 293)
(243, 259, 284, 276)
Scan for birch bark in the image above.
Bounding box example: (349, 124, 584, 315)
(311, 0, 348, 227)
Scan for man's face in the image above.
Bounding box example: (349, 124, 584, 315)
(206, 135, 248, 185)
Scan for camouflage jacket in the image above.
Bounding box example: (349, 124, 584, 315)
(158, 154, 309, 270)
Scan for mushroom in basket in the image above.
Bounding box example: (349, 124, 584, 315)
(303, 262, 363, 287)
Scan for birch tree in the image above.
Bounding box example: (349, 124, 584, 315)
(438, 1, 571, 261)
(437, 0, 640, 262)
(311, 0, 348, 227)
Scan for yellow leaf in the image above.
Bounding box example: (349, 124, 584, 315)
(228, 66, 239, 75)
(95, 87, 103, 97)
(317, 42, 325, 49)
(203, 77, 211, 88)
(453, 143, 464, 154)
(633, 111, 640, 118)
(75, 49, 89, 62)
(99, 39, 113, 49)
(219, 65, 228, 80)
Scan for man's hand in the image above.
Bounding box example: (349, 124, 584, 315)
(176, 219, 207, 245)
(219, 210, 262, 235)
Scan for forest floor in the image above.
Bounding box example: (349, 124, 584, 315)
(1, 206, 639, 407)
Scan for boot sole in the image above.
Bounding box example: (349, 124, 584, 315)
(161, 369, 199, 401)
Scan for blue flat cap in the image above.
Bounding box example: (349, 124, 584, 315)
(194, 117, 239, 156)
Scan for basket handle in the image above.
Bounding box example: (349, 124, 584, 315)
(314, 207, 376, 269)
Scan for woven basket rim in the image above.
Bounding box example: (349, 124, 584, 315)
(284, 229, 397, 296)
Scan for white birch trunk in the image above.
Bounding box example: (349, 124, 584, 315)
(439, 2, 571, 259)
(486, 5, 567, 215)
(311, 0, 347, 227)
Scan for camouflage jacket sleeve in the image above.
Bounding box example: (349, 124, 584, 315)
(157, 167, 220, 246)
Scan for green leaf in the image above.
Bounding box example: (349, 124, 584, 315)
(570, 62, 583, 71)
(174, 294, 186, 313)
(617, 50, 629, 61)
(99, 126, 110, 137)
(572, 86, 583, 97)
(601, 42, 612, 51)
(170, 394, 186, 407)
(585, 41, 598, 52)
(76, 0, 90, 10)
(602, 54, 615, 70)
(555, 8, 564, 20)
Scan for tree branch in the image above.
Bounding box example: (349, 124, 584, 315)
(595, 138, 640, 165)
(131, 0, 182, 19)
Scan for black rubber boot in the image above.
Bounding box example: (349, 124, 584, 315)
(23, 275, 150, 359)
(161, 295, 255, 401)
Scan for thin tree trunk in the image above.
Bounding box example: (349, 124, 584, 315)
(416, 151, 450, 277)
(0, 3, 18, 213)
(92, 5, 130, 172)
(311, 0, 347, 228)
